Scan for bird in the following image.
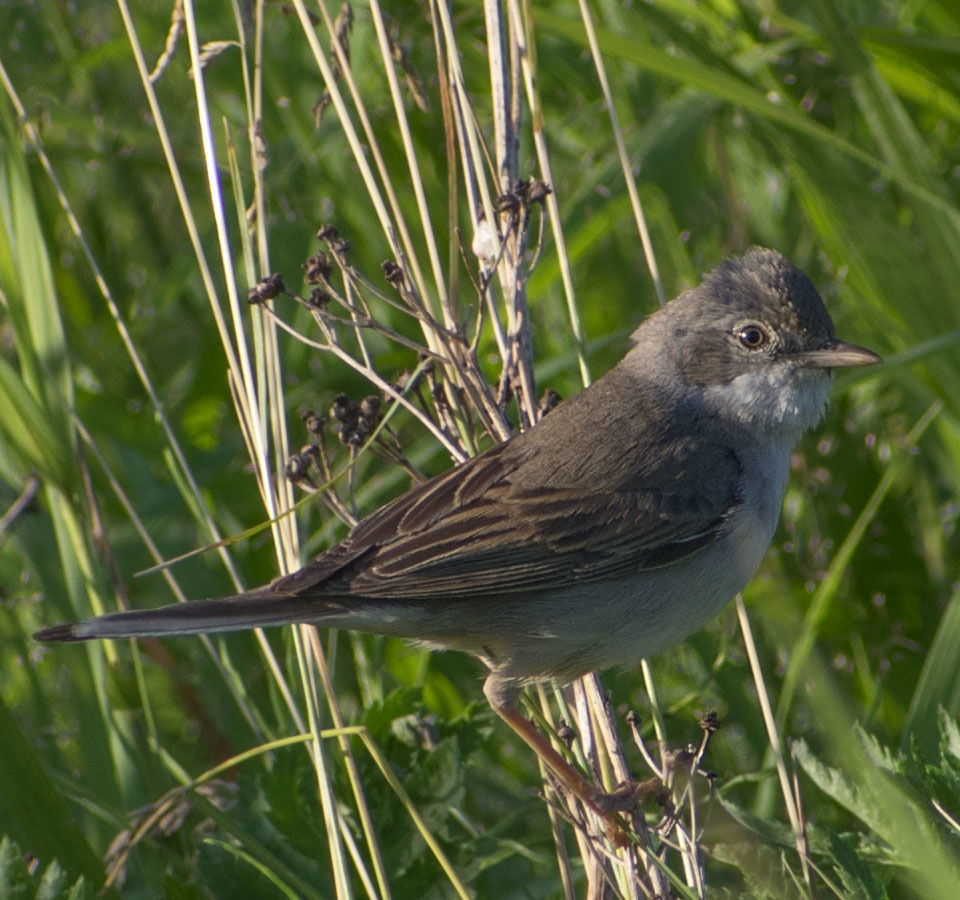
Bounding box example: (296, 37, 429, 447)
(35, 248, 881, 813)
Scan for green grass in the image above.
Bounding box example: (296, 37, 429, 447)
(1, 1, 959, 897)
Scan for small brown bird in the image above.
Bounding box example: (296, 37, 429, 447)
(35, 249, 881, 810)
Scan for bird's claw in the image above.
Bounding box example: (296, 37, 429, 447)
(591, 777, 670, 814)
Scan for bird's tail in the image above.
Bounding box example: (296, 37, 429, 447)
(33, 591, 345, 643)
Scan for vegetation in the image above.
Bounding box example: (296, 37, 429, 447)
(1, 1, 958, 897)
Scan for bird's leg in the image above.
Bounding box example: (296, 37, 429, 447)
(494, 701, 604, 808)
(493, 700, 664, 849)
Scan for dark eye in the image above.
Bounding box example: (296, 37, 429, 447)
(736, 324, 768, 349)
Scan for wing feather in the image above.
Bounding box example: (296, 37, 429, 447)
(271, 369, 744, 601)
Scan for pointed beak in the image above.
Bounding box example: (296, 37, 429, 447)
(799, 339, 883, 369)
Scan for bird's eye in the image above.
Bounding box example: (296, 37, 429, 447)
(736, 324, 768, 349)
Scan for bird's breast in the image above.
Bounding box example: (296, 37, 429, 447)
(529, 438, 794, 676)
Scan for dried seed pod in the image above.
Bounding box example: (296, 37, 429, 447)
(699, 711, 720, 734)
(308, 287, 330, 308)
(303, 253, 332, 285)
(329, 393, 357, 423)
(247, 272, 285, 304)
(524, 178, 552, 205)
(382, 259, 404, 287)
(360, 395, 381, 422)
(349, 417, 371, 443)
(300, 408, 324, 436)
(284, 452, 310, 481)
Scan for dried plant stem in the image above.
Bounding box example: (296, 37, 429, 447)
(575, 0, 665, 308)
(736, 595, 812, 889)
(509, 0, 591, 388)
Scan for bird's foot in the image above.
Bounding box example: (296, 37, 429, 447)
(590, 776, 669, 814)
(586, 777, 672, 848)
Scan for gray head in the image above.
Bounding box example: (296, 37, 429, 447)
(630, 248, 881, 437)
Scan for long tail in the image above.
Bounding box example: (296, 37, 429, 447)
(33, 591, 346, 642)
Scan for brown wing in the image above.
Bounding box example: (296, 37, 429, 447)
(271, 370, 743, 602)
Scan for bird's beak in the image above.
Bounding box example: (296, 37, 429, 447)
(800, 339, 883, 369)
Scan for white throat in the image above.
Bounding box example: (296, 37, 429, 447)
(703, 364, 833, 442)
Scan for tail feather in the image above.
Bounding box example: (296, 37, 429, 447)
(33, 591, 347, 643)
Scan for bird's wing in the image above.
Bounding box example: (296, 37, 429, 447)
(271, 426, 742, 601)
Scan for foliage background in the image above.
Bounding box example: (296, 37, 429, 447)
(1, 0, 959, 897)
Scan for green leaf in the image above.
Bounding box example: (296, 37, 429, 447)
(197, 839, 301, 900)
(794, 733, 960, 898)
(0, 101, 75, 490)
(824, 829, 889, 900)
(0, 836, 93, 900)
(711, 839, 805, 900)
(0, 836, 31, 900)
(0, 699, 102, 884)
(941, 708, 960, 762)
(904, 584, 960, 758)
(0, 353, 74, 488)
(715, 794, 800, 850)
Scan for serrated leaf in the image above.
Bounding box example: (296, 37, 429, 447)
(35, 861, 70, 900)
(793, 738, 889, 837)
(360, 685, 423, 739)
(854, 722, 905, 775)
(0, 836, 31, 900)
(825, 829, 889, 900)
(715, 795, 798, 850)
(711, 840, 804, 900)
(940, 709, 960, 763)
(0, 837, 92, 900)
(407, 736, 462, 805)
(795, 736, 960, 896)
(63, 880, 93, 900)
